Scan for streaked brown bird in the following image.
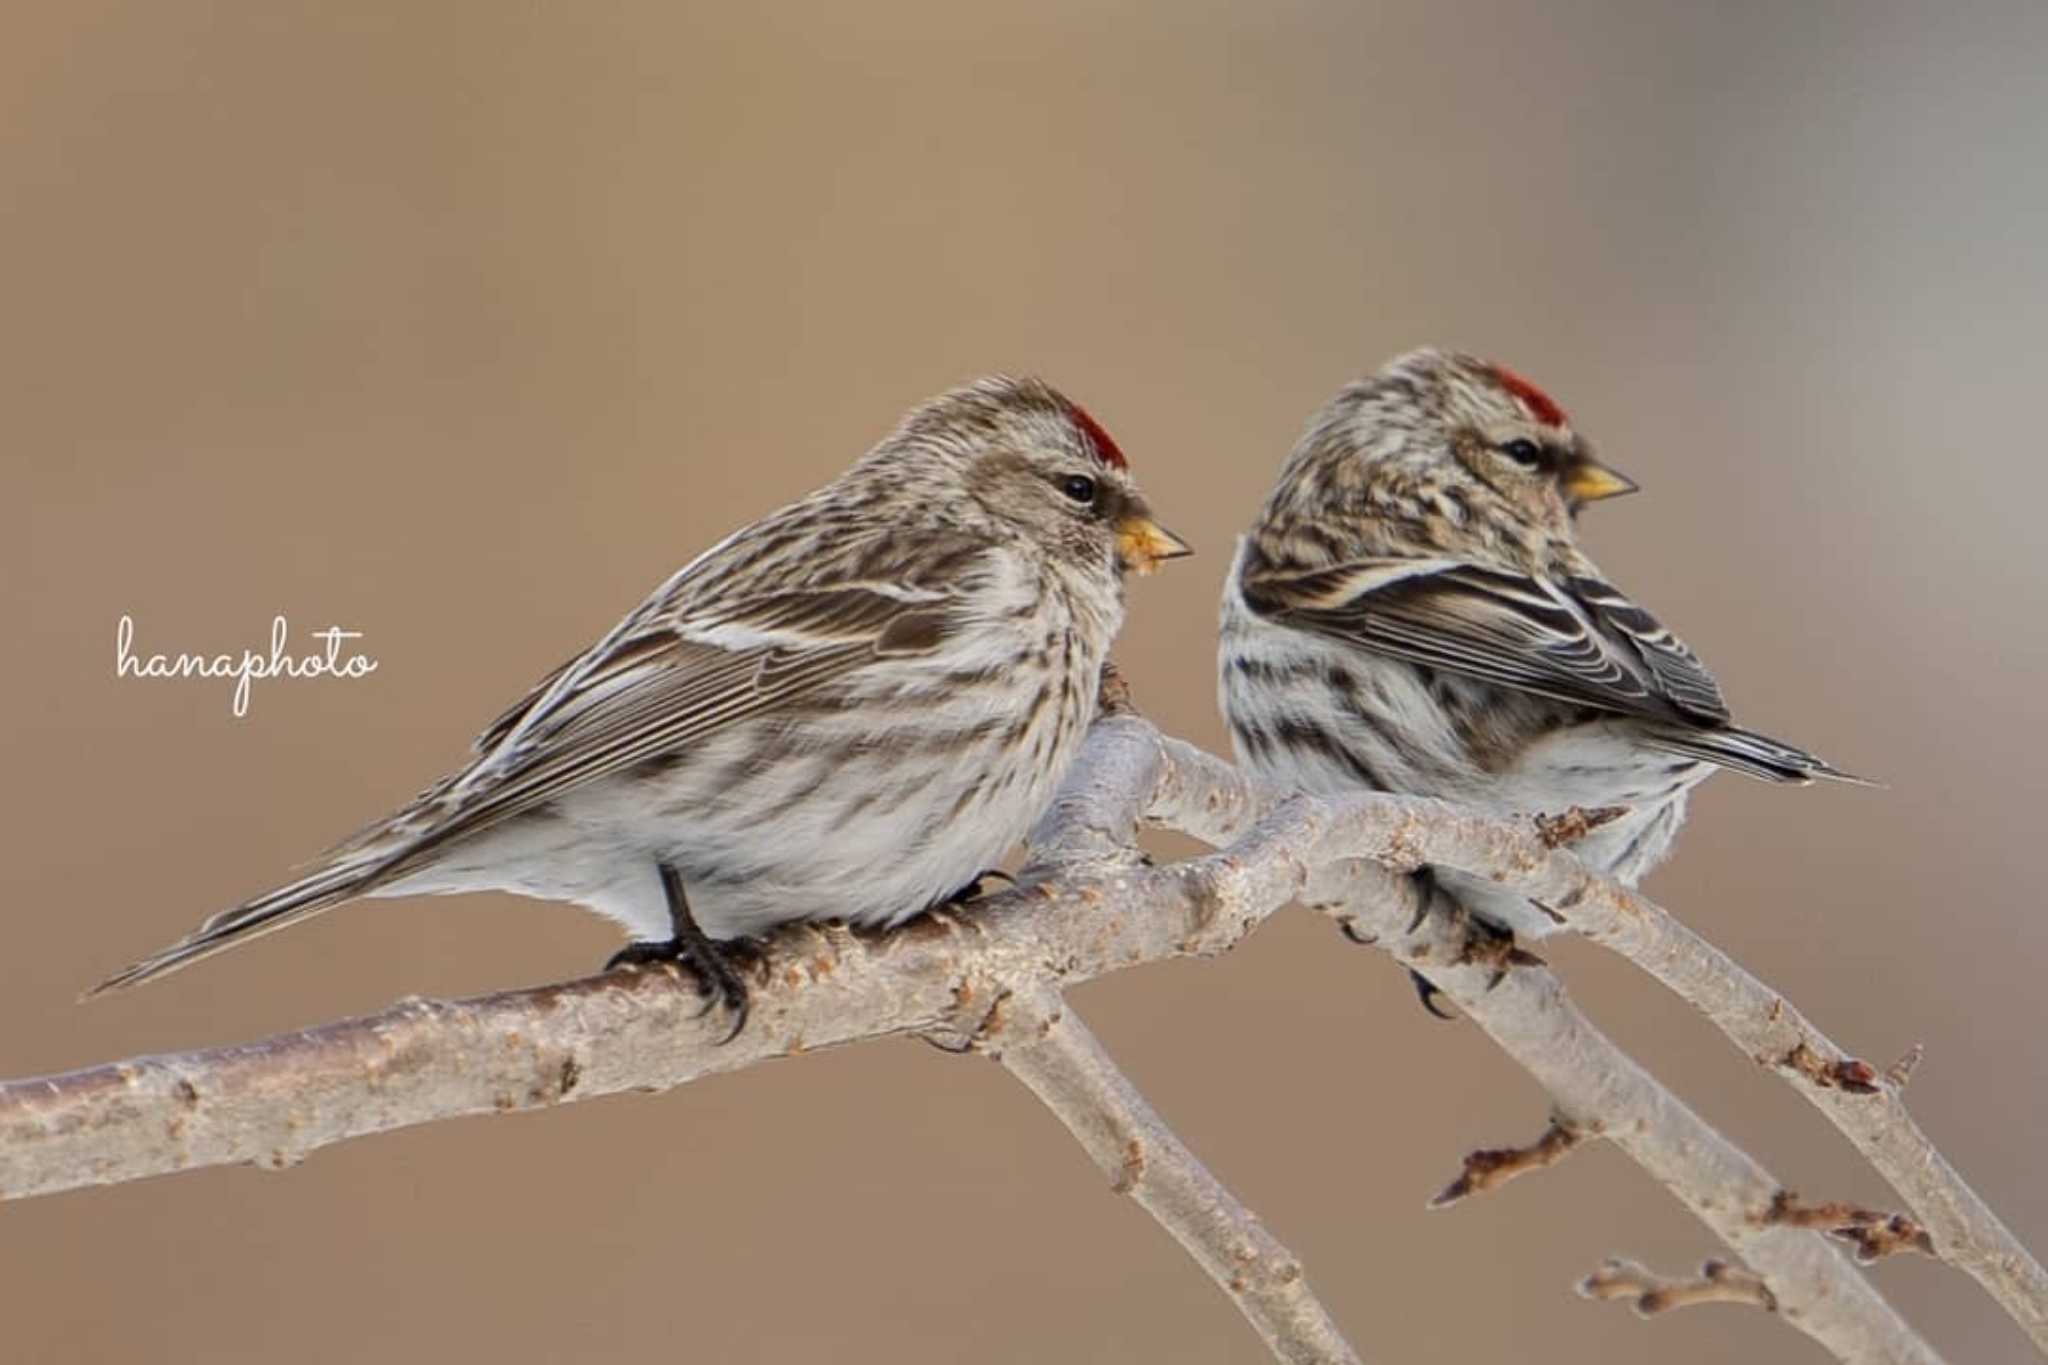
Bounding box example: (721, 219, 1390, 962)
(1219, 348, 1858, 990)
(97, 376, 1188, 1034)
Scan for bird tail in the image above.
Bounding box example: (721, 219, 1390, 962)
(85, 860, 381, 998)
(1644, 724, 1876, 787)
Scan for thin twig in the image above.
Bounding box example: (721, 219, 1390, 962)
(986, 986, 1361, 1365)
(1430, 1118, 1584, 1208)
(1580, 1257, 1778, 1316)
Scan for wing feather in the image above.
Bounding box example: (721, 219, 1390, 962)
(363, 578, 969, 881)
(1246, 558, 1710, 723)
(1242, 556, 1863, 783)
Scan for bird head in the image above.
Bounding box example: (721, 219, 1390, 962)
(890, 375, 1190, 581)
(1258, 349, 1636, 569)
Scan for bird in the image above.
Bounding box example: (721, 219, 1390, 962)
(1218, 348, 1859, 997)
(94, 376, 1190, 1036)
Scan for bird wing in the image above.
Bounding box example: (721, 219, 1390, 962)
(90, 534, 987, 995)
(367, 577, 971, 881)
(323, 523, 987, 888)
(1240, 556, 1731, 727)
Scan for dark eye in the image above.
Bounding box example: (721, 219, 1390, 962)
(1498, 439, 1544, 468)
(1060, 474, 1098, 503)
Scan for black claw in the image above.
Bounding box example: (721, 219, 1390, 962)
(946, 868, 1016, 906)
(1410, 969, 1456, 1020)
(601, 932, 752, 1040)
(605, 939, 680, 972)
(702, 954, 751, 1044)
(1338, 919, 1376, 947)
(1406, 868, 1441, 935)
(602, 862, 756, 1042)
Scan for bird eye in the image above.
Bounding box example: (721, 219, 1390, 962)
(1498, 439, 1544, 468)
(1060, 474, 1098, 503)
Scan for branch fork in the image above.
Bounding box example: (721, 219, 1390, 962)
(3, 698, 2041, 1364)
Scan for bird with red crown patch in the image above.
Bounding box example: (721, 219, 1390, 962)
(1218, 347, 1858, 1006)
(97, 376, 1188, 1036)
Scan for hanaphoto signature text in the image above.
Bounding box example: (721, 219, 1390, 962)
(116, 614, 380, 717)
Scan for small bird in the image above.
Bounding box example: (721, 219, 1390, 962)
(1219, 348, 1858, 976)
(96, 376, 1189, 1034)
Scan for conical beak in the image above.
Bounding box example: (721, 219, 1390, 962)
(1116, 515, 1192, 575)
(1563, 459, 1639, 504)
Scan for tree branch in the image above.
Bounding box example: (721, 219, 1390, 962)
(0, 708, 1359, 1363)
(984, 985, 1361, 1365)
(1257, 788, 2048, 1356)
(4, 711, 2031, 1364)
(1123, 741, 1980, 1361)
(1299, 855, 1943, 1364)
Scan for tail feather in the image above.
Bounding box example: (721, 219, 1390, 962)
(86, 862, 378, 997)
(1645, 724, 1876, 787)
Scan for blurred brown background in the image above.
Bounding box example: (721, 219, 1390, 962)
(5, 2, 2044, 1361)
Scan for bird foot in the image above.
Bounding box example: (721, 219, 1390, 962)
(945, 868, 1017, 906)
(604, 934, 760, 1043)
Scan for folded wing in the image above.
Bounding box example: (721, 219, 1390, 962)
(1241, 556, 1860, 784)
(92, 542, 979, 993)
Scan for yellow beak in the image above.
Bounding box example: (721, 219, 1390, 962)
(1116, 516, 1192, 575)
(1563, 460, 1639, 503)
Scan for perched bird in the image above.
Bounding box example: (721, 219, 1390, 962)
(1219, 348, 1858, 974)
(95, 376, 1189, 1034)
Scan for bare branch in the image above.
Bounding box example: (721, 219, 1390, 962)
(1580, 1257, 1778, 1316)
(1119, 749, 2023, 1353)
(985, 985, 1361, 1365)
(0, 708, 1360, 1365)
(0, 729, 1293, 1202)
(6, 712, 2028, 1364)
(1303, 857, 1943, 1365)
(1430, 1118, 1584, 1208)
(1286, 789, 2048, 1352)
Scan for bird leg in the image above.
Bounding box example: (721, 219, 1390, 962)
(604, 863, 754, 1043)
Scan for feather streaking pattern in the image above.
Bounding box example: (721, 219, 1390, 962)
(1220, 348, 1858, 939)
(96, 376, 1176, 993)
